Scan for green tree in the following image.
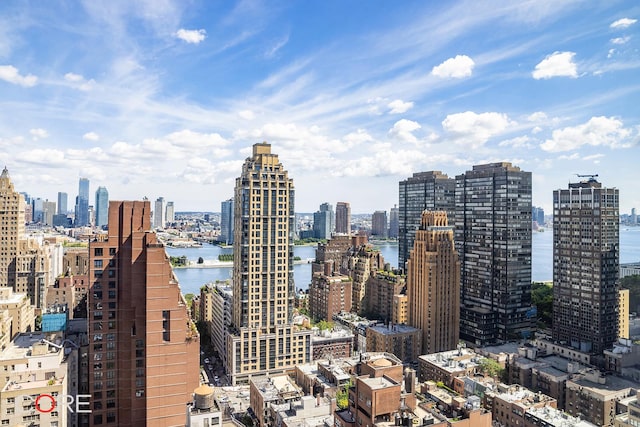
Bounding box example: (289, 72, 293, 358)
(531, 282, 553, 328)
(316, 320, 333, 331)
(478, 358, 504, 379)
(184, 293, 195, 308)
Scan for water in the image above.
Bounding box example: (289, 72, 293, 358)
(171, 228, 640, 295)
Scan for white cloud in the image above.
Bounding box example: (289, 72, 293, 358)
(83, 132, 100, 141)
(29, 128, 49, 140)
(16, 149, 65, 166)
(64, 73, 84, 82)
(527, 112, 548, 122)
(343, 129, 373, 145)
(611, 36, 631, 45)
(388, 119, 421, 143)
(582, 154, 604, 161)
(238, 110, 255, 120)
(498, 135, 533, 148)
(64, 72, 96, 90)
(610, 18, 637, 29)
(0, 65, 37, 87)
(165, 129, 229, 149)
(442, 111, 512, 148)
(387, 99, 414, 114)
(608, 48, 616, 59)
(175, 29, 206, 44)
(431, 55, 475, 79)
(541, 116, 634, 152)
(532, 51, 577, 79)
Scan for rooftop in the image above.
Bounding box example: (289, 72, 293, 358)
(0, 333, 63, 361)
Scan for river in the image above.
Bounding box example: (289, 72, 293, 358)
(169, 227, 640, 296)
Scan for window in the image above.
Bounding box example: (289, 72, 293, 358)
(162, 310, 170, 341)
(94, 260, 103, 268)
(94, 248, 103, 256)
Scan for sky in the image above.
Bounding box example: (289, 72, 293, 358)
(0, 1, 639, 214)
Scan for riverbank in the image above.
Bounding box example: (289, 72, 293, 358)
(172, 258, 314, 269)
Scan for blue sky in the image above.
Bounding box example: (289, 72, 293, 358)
(0, 0, 639, 214)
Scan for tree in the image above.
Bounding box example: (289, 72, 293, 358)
(478, 358, 503, 379)
(531, 282, 553, 328)
(184, 293, 195, 308)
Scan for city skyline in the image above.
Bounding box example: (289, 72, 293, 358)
(0, 1, 639, 214)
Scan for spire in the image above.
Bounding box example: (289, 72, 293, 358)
(0, 166, 9, 179)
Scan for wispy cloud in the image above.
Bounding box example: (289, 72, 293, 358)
(0, 65, 37, 87)
(387, 100, 414, 114)
(610, 18, 637, 29)
(175, 29, 207, 44)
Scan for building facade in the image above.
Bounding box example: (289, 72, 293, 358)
(87, 201, 200, 426)
(57, 191, 68, 214)
(371, 210, 388, 238)
(552, 178, 619, 354)
(226, 143, 311, 385)
(407, 211, 460, 355)
(335, 202, 351, 234)
(220, 198, 234, 245)
(389, 205, 399, 238)
(153, 196, 165, 229)
(455, 163, 533, 345)
(398, 171, 455, 270)
(313, 202, 334, 239)
(165, 201, 174, 225)
(75, 177, 90, 227)
(95, 186, 109, 228)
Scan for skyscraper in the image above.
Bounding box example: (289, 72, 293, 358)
(220, 198, 234, 245)
(455, 163, 533, 345)
(552, 178, 619, 354)
(153, 196, 165, 228)
(389, 205, 399, 238)
(75, 177, 90, 226)
(226, 142, 311, 384)
(57, 191, 67, 214)
(335, 201, 351, 234)
(165, 201, 175, 224)
(88, 201, 199, 426)
(371, 210, 388, 238)
(95, 186, 109, 228)
(398, 171, 455, 270)
(0, 167, 25, 289)
(0, 168, 51, 307)
(406, 211, 460, 354)
(313, 202, 334, 239)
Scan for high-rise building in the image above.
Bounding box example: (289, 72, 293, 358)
(455, 163, 533, 345)
(552, 178, 619, 354)
(226, 142, 311, 385)
(406, 211, 460, 355)
(165, 201, 175, 225)
(398, 171, 455, 270)
(313, 202, 334, 239)
(87, 201, 199, 426)
(42, 200, 56, 226)
(532, 206, 545, 226)
(75, 177, 90, 227)
(0, 167, 25, 290)
(95, 186, 109, 228)
(153, 196, 165, 228)
(335, 201, 351, 234)
(389, 205, 399, 238)
(32, 197, 44, 223)
(0, 168, 51, 307)
(219, 198, 234, 245)
(57, 191, 67, 214)
(371, 210, 388, 238)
